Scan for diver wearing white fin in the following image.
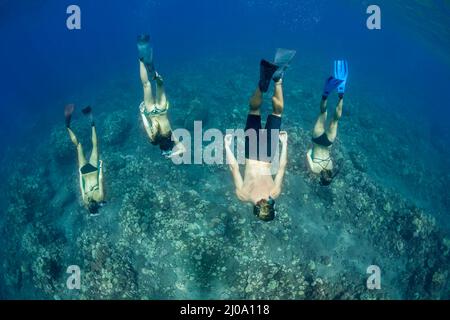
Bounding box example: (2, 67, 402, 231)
(137, 34, 185, 159)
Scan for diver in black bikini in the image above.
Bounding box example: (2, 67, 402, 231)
(306, 60, 348, 186)
(65, 105, 105, 215)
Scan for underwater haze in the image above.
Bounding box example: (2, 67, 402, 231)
(0, 0, 449, 299)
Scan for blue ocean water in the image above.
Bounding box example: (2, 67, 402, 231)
(0, 0, 449, 299)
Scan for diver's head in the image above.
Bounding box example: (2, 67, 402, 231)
(319, 169, 333, 186)
(253, 198, 276, 222)
(87, 199, 102, 215)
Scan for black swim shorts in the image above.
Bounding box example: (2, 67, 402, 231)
(244, 114, 281, 162)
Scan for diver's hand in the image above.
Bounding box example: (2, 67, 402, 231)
(166, 143, 186, 159)
(279, 131, 288, 145)
(224, 134, 233, 148)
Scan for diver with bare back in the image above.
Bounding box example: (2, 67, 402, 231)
(225, 49, 295, 221)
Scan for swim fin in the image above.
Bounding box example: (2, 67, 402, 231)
(273, 48, 296, 82)
(65, 104, 75, 128)
(334, 60, 349, 98)
(82, 106, 94, 126)
(322, 76, 343, 98)
(137, 34, 156, 79)
(82, 106, 92, 115)
(259, 59, 279, 93)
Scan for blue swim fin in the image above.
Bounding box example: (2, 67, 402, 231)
(334, 60, 349, 98)
(137, 34, 156, 79)
(273, 48, 297, 82)
(322, 76, 344, 98)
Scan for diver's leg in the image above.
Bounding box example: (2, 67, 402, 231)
(271, 80, 284, 116)
(155, 73, 167, 108)
(67, 128, 87, 168)
(249, 87, 263, 116)
(140, 61, 155, 111)
(262, 80, 284, 162)
(245, 87, 263, 160)
(326, 98, 343, 142)
(67, 127, 79, 146)
(89, 126, 98, 166)
(312, 98, 328, 138)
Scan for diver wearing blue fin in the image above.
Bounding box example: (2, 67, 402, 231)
(137, 34, 185, 159)
(65, 104, 106, 215)
(306, 60, 348, 186)
(225, 49, 295, 222)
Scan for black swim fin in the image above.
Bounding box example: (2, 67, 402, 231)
(259, 59, 279, 93)
(137, 34, 156, 79)
(82, 106, 92, 115)
(65, 104, 75, 128)
(82, 106, 94, 126)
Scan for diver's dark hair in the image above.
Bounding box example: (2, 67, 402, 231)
(319, 169, 334, 186)
(253, 198, 276, 222)
(88, 200, 100, 215)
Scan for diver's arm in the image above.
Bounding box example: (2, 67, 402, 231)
(226, 147, 244, 190)
(98, 161, 105, 200)
(167, 140, 186, 158)
(273, 132, 288, 198)
(230, 162, 246, 200)
(141, 113, 158, 141)
(141, 112, 152, 134)
(79, 172, 87, 204)
(224, 135, 245, 196)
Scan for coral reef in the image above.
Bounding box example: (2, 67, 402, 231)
(0, 60, 449, 300)
(100, 110, 132, 146)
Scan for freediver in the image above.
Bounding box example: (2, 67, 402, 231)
(137, 34, 185, 158)
(306, 60, 349, 186)
(224, 49, 296, 221)
(65, 105, 105, 215)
